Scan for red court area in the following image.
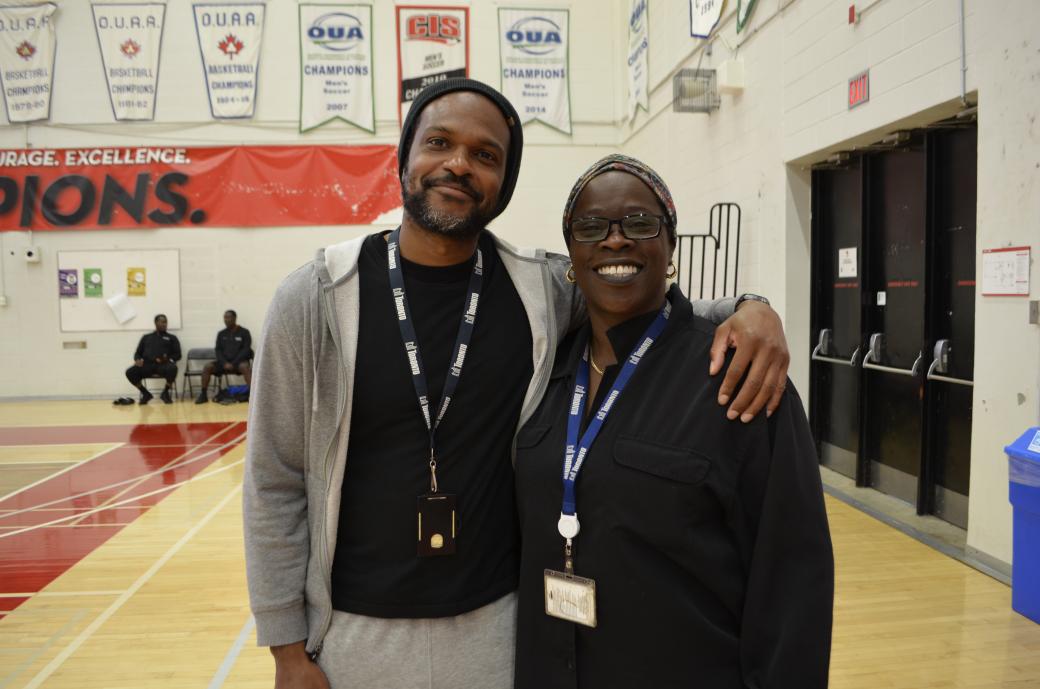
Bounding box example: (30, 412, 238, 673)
(0, 422, 246, 619)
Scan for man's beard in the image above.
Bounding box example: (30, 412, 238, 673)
(402, 171, 491, 239)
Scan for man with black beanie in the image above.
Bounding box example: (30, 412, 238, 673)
(244, 78, 791, 689)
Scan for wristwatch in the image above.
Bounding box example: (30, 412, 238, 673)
(735, 293, 770, 309)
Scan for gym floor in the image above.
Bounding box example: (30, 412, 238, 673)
(1, 400, 1038, 688)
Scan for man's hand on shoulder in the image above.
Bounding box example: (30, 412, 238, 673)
(709, 300, 790, 422)
(271, 641, 330, 689)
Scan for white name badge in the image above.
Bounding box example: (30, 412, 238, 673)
(544, 569, 597, 628)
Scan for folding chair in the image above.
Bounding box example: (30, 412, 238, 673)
(181, 347, 218, 400)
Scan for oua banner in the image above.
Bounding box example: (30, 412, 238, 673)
(192, 3, 265, 119)
(299, 4, 374, 133)
(396, 5, 468, 124)
(0, 2, 57, 123)
(627, 0, 648, 120)
(690, 0, 724, 39)
(91, 3, 166, 121)
(498, 8, 571, 135)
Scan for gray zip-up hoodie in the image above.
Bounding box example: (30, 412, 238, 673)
(243, 231, 736, 652)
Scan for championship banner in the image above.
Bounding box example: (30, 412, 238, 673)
(192, 3, 264, 119)
(690, 0, 724, 39)
(0, 145, 402, 231)
(498, 8, 570, 135)
(627, 0, 648, 119)
(396, 5, 468, 124)
(737, 0, 758, 33)
(0, 3, 57, 123)
(91, 3, 166, 121)
(299, 4, 373, 133)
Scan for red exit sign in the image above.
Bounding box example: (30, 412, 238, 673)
(848, 70, 869, 109)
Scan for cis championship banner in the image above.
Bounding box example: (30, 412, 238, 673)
(0, 2, 57, 123)
(396, 5, 468, 124)
(0, 145, 402, 231)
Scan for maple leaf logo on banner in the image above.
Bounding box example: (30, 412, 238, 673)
(121, 39, 141, 58)
(218, 34, 244, 59)
(15, 41, 36, 60)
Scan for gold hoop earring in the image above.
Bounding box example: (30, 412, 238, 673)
(565, 265, 576, 283)
(665, 262, 678, 280)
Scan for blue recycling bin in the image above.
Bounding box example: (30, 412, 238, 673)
(1007, 427, 1040, 624)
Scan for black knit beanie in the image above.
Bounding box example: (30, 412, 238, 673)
(398, 78, 524, 222)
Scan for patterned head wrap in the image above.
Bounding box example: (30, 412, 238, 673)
(562, 154, 677, 243)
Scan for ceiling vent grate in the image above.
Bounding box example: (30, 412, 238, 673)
(672, 68, 720, 114)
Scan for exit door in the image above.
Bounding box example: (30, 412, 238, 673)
(809, 123, 977, 528)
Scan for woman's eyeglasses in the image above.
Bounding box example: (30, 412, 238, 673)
(568, 213, 666, 242)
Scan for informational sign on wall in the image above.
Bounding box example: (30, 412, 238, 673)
(58, 268, 78, 298)
(84, 268, 104, 297)
(982, 246, 1030, 296)
(689, 0, 724, 39)
(299, 4, 374, 133)
(396, 5, 468, 124)
(627, 0, 648, 119)
(193, 3, 265, 119)
(498, 8, 571, 134)
(0, 2, 57, 123)
(0, 144, 401, 231)
(127, 267, 147, 296)
(91, 3, 166, 121)
(838, 247, 857, 278)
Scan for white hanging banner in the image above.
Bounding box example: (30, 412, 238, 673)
(737, 0, 758, 33)
(192, 3, 265, 119)
(299, 4, 373, 133)
(91, 3, 166, 121)
(0, 2, 57, 123)
(498, 8, 570, 135)
(627, 0, 648, 119)
(690, 0, 724, 39)
(396, 5, 468, 124)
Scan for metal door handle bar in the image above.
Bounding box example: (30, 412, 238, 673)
(811, 344, 861, 367)
(862, 350, 924, 377)
(925, 359, 974, 386)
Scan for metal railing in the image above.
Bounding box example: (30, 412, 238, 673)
(674, 202, 741, 300)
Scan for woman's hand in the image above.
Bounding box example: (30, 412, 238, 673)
(709, 301, 790, 422)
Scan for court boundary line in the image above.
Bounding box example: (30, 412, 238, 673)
(69, 423, 242, 525)
(0, 429, 245, 521)
(20, 483, 243, 689)
(0, 444, 122, 504)
(0, 609, 89, 689)
(0, 452, 245, 540)
(207, 616, 256, 689)
(0, 591, 124, 598)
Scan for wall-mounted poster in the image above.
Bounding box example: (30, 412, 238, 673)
(59, 268, 78, 297)
(498, 8, 571, 134)
(127, 267, 146, 296)
(396, 5, 468, 124)
(627, 0, 648, 119)
(84, 268, 104, 296)
(0, 2, 57, 122)
(299, 4, 374, 133)
(91, 3, 166, 121)
(193, 3, 265, 119)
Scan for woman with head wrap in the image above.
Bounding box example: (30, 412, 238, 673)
(512, 155, 835, 689)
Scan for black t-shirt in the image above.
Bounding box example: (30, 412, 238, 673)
(215, 326, 251, 366)
(331, 231, 534, 618)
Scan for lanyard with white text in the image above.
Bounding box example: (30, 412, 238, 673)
(557, 302, 672, 560)
(387, 228, 483, 493)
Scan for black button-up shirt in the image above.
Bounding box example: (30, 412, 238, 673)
(514, 287, 833, 689)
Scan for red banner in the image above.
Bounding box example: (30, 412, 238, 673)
(0, 145, 402, 231)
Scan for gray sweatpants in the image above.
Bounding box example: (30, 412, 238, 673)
(316, 593, 517, 689)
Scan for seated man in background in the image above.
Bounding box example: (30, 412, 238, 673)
(125, 313, 181, 405)
(196, 309, 252, 404)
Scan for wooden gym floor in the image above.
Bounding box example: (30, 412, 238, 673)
(0, 400, 1038, 688)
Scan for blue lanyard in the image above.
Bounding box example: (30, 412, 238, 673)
(558, 301, 671, 540)
(386, 228, 483, 492)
